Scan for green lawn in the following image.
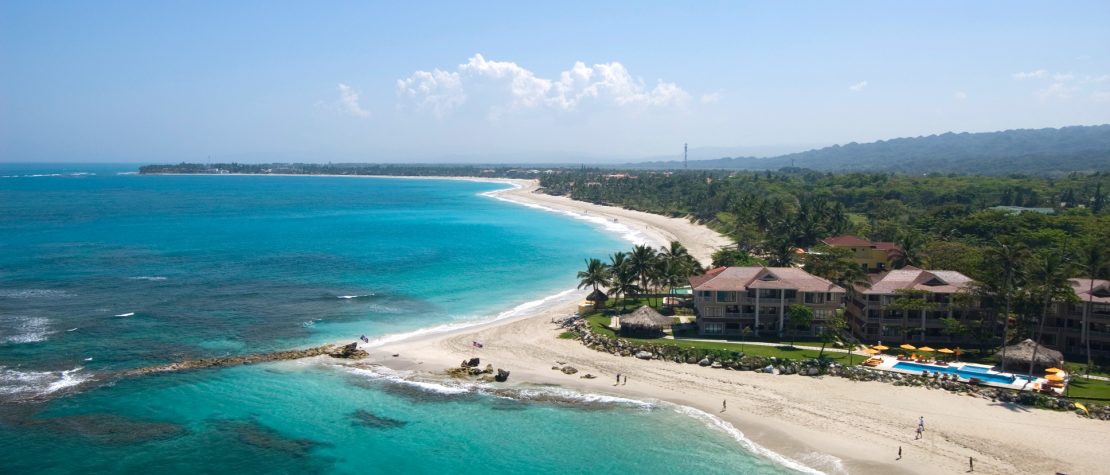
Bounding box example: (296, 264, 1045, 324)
(584, 314, 852, 362)
(1065, 377, 1110, 402)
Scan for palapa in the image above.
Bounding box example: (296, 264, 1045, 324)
(618, 305, 671, 338)
(994, 339, 1063, 370)
(586, 288, 609, 303)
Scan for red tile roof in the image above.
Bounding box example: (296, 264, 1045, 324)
(821, 235, 872, 247)
(861, 267, 975, 294)
(1071, 279, 1110, 304)
(689, 266, 845, 293)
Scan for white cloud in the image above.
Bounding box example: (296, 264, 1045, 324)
(1053, 73, 1075, 82)
(849, 81, 868, 92)
(337, 83, 370, 118)
(1012, 69, 1047, 80)
(954, 91, 968, 100)
(1093, 91, 1110, 102)
(1038, 82, 1076, 101)
(700, 90, 723, 104)
(396, 69, 465, 118)
(397, 54, 690, 118)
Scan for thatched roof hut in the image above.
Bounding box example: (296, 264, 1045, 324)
(994, 339, 1064, 371)
(618, 306, 671, 338)
(586, 288, 608, 304)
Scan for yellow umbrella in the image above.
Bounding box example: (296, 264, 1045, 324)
(1045, 374, 1064, 381)
(1044, 367, 1064, 373)
(937, 348, 955, 354)
(863, 348, 880, 354)
(917, 346, 936, 352)
(1075, 402, 1089, 415)
(900, 343, 917, 350)
(872, 344, 889, 351)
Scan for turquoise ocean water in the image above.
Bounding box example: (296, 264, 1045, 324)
(0, 164, 803, 474)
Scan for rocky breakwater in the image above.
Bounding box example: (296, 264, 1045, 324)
(563, 318, 1109, 420)
(444, 358, 510, 383)
(121, 342, 369, 378)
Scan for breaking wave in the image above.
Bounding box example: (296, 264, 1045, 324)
(0, 367, 91, 400)
(0, 316, 54, 344)
(480, 183, 650, 246)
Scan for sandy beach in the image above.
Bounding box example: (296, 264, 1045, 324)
(342, 178, 1110, 475)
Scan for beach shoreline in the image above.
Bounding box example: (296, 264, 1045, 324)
(149, 173, 1109, 474)
(346, 176, 1107, 475)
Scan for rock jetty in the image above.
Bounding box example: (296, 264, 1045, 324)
(122, 342, 368, 378)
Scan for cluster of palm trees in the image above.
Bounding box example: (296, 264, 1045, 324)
(981, 239, 1107, 373)
(577, 241, 704, 310)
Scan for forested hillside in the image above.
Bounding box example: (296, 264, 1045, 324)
(630, 125, 1110, 175)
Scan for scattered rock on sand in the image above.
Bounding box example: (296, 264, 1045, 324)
(561, 366, 578, 375)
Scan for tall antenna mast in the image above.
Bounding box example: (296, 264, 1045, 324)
(684, 143, 688, 169)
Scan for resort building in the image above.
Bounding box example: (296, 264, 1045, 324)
(819, 235, 899, 273)
(1040, 279, 1110, 361)
(847, 266, 985, 344)
(689, 266, 845, 337)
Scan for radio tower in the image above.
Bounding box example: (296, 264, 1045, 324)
(684, 143, 688, 169)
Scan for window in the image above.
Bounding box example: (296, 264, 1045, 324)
(761, 306, 779, 315)
(784, 290, 797, 299)
(725, 305, 739, 314)
(725, 323, 740, 330)
(716, 291, 736, 303)
(804, 292, 816, 304)
(699, 290, 711, 298)
(882, 326, 901, 337)
(703, 322, 723, 335)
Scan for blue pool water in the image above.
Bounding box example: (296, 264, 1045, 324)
(892, 362, 1034, 385)
(0, 164, 805, 474)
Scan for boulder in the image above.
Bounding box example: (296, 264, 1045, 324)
(561, 366, 578, 375)
(466, 357, 480, 367)
(328, 342, 369, 359)
(805, 367, 820, 376)
(580, 374, 597, 379)
(698, 358, 711, 367)
(495, 369, 510, 382)
(635, 351, 653, 360)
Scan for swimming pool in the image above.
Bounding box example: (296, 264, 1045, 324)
(891, 361, 1035, 385)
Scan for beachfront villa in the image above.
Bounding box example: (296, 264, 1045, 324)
(690, 266, 845, 337)
(1041, 278, 1110, 361)
(848, 266, 986, 345)
(820, 235, 900, 273)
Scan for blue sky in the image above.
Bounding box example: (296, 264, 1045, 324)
(2, 1, 1109, 163)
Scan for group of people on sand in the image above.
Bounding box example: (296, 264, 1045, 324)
(898, 416, 975, 472)
(614, 373, 627, 385)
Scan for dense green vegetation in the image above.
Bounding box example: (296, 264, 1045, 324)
(551, 168, 1110, 365)
(629, 125, 1110, 175)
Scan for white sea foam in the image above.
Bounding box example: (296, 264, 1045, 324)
(0, 316, 54, 344)
(798, 452, 848, 475)
(117, 171, 138, 175)
(672, 405, 826, 475)
(0, 366, 90, 398)
(480, 185, 651, 246)
(345, 366, 471, 395)
(0, 289, 74, 299)
(114, 312, 135, 317)
(337, 294, 373, 299)
(129, 276, 168, 281)
(360, 288, 581, 348)
(504, 386, 656, 409)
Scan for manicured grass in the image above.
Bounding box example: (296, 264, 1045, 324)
(583, 314, 852, 362)
(1064, 361, 1110, 378)
(1065, 377, 1110, 402)
(557, 331, 576, 339)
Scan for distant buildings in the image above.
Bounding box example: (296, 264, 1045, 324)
(820, 235, 899, 273)
(847, 266, 985, 345)
(1042, 279, 1110, 361)
(690, 266, 845, 338)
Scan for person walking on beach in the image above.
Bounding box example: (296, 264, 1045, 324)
(915, 425, 923, 440)
(918, 416, 925, 432)
(897, 446, 902, 460)
(616, 372, 621, 385)
(722, 400, 727, 412)
(968, 456, 974, 472)
(622, 375, 627, 385)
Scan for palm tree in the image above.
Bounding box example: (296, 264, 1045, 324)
(607, 252, 635, 310)
(805, 245, 870, 306)
(660, 241, 703, 292)
(1026, 251, 1075, 377)
(576, 258, 610, 295)
(1077, 241, 1107, 372)
(628, 244, 658, 301)
(986, 239, 1031, 372)
(889, 232, 927, 269)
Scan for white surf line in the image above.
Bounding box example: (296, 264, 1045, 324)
(671, 404, 829, 475)
(479, 184, 658, 248)
(359, 288, 583, 349)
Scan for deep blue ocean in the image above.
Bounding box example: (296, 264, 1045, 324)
(0, 164, 798, 474)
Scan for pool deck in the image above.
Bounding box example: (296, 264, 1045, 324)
(862, 355, 1064, 394)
